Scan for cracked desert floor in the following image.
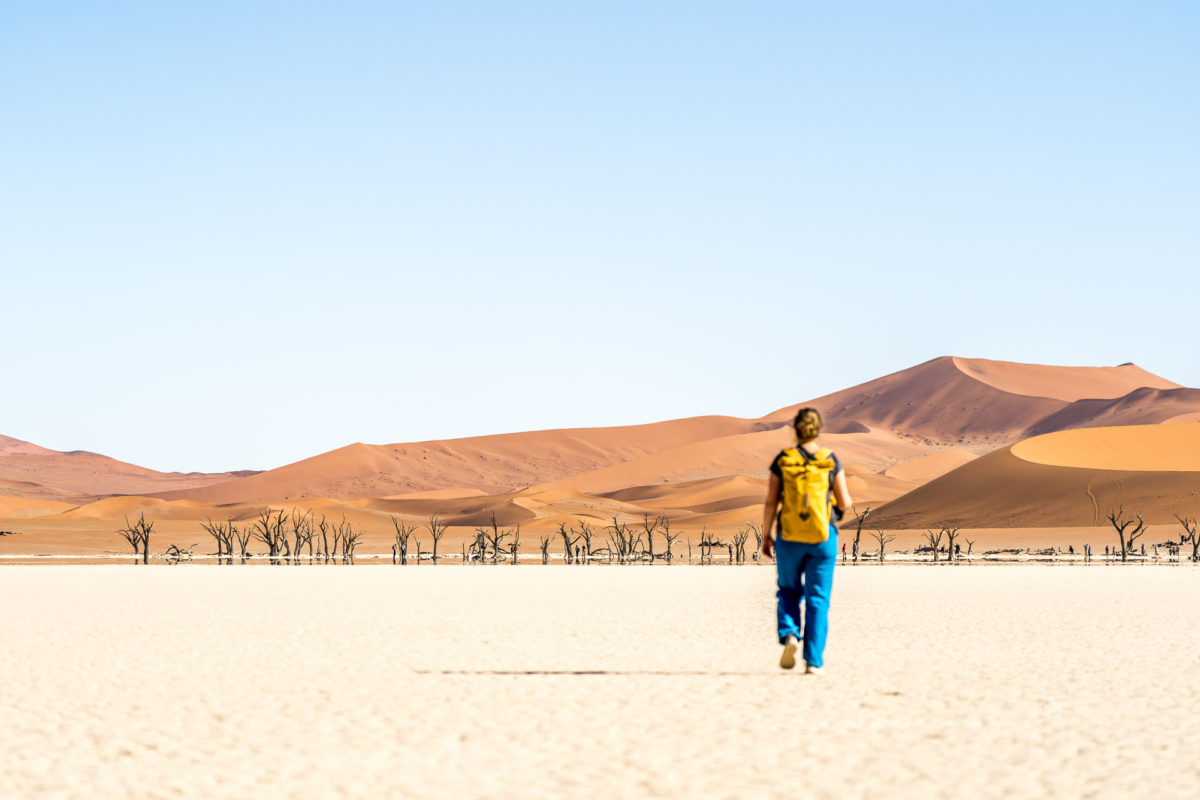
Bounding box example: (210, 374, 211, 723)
(2, 565, 1198, 799)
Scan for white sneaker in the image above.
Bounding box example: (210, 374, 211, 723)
(804, 663, 825, 676)
(780, 636, 799, 670)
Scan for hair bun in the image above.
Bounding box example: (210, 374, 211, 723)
(793, 407, 823, 442)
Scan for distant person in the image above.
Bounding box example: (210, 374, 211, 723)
(761, 408, 852, 675)
(1069, 545, 1075, 556)
(841, 541, 847, 562)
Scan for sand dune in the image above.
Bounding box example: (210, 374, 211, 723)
(874, 424, 1200, 528)
(1012, 423, 1200, 471)
(0, 435, 256, 504)
(4, 357, 1197, 551)
(151, 416, 770, 505)
(951, 357, 1178, 401)
(765, 356, 1191, 446)
(883, 448, 979, 482)
(0, 494, 75, 518)
(1025, 387, 1200, 436)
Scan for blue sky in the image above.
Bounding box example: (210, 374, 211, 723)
(2, 1, 1197, 473)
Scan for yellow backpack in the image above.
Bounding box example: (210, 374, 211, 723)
(777, 447, 837, 543)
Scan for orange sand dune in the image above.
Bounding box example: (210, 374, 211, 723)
(951, 358, 1178, 401)
(843, 466, 920, 506)
(1012, 424, 1200, 471)
(884, 449, 979, 483)
(1025, 387, 1200, 436)
(874, 424, 1200, 528)
(0, 495, 75, 518)
(152, 416, 770, 505)
(763, 356, 1189, 447)
(146, 357, 1188, 507)
(0, 435, 256, 503)
(4, 358, 1196, 542)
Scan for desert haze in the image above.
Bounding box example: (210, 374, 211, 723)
(2, 356, 1200, 559)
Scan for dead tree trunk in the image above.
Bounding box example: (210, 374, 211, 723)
(1106, 506, 1147, 563)
(941, 524, 960, 563)
(870, 528, 895, 563)
(556, 522, 579, 565)
(732, 526, 751, 564)
(427, 514, 447, 564)
(391, 517, 416, 565)
(747, 523, 762, 564)
(922, 528, 944, 563)
(538, 534, 551, 565)
(640, 514, 662, 562)
(660, 519, 680, 563)
(1175, 515, 1199, 562)
(852, 507, 872, 563)
(573, 520, 596, 561)
(117, 513, 154, 563)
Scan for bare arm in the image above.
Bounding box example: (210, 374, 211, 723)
(833, 469, 853, 516)
(761, 473, 781, 559)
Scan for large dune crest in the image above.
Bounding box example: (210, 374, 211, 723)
(874, 423, 1200, 528)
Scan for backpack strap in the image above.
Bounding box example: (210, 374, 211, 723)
(796, 446, 833, 463)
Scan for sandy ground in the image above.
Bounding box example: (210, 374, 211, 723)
(1, 565, 1197, 799)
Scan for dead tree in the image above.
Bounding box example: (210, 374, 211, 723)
(391, 516, 416, 564)
(852, 507, 872, 563)
(572, 520, 597, 561)
(922, 528, 944, 563)
(940, 523, 961, 563)
(290, 509, 313, 561)
(510, 523, 521, 564)
(426, 514, 448, 564)
(163, 543, 196, 563)
(252, 509, 289, 560)
(745, 522, 762, 563)
(965, 537, 977, 557)
(314, 515, 331, 560)
(870, 528, 895, 563)
(732, 526, 751, 564)
(116, 513, 154, 564)
(1106, 506, 1148, 562)
(1175, 515, 1199, 562)
(698, 528, 726, 564)
(481, 512, 512, 564)
(538, 534, 551, 564)
(331, 516, 350, 560)
(607, 517, 641, 563)
(556, 522, 579, 565)
(660, 519, 681, 562)
(342, 523, 362, 561)
(201, 518, 226, 561)
(469, 528, 487, 562)
(232, 523, 252, 560)
(640, 514, 663, 561)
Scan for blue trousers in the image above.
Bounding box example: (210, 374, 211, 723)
(775, 530, 837, 667)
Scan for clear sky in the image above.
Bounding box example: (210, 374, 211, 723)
(2, 1, 1197, 473)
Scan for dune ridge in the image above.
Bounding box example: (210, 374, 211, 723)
(4, 357, 1198, 548)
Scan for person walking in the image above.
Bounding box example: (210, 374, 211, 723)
(762, 408, 852, 675)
